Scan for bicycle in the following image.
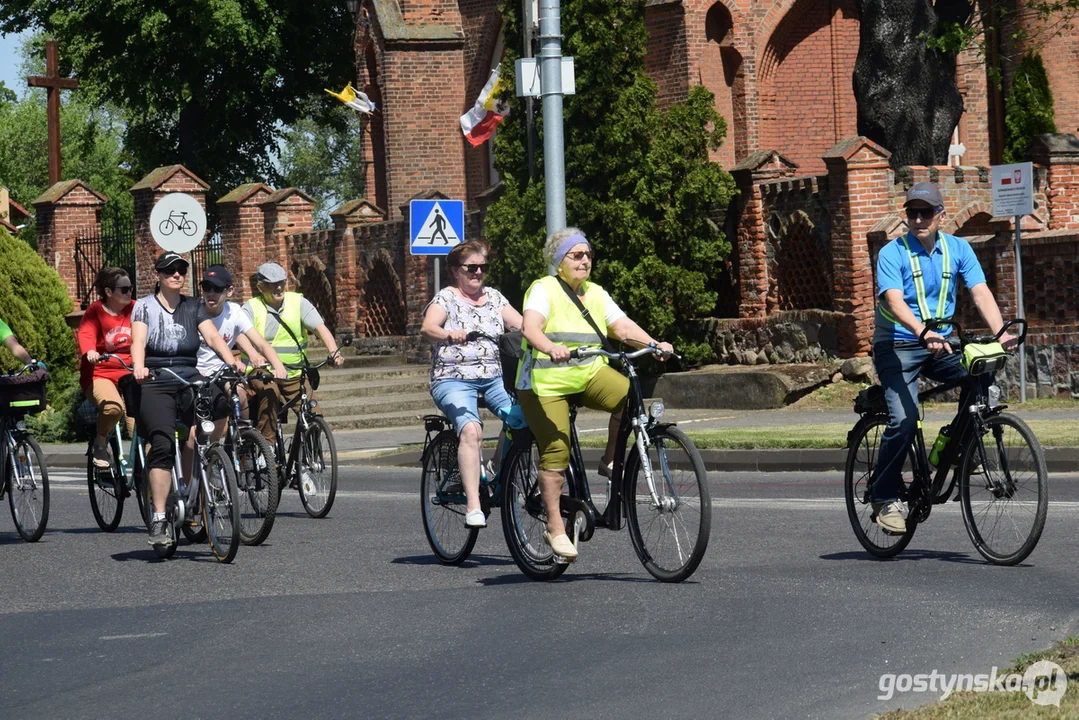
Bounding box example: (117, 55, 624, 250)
(502, 344, 712, 583)
(158, 210, 197, 237)
(264, 357, 338, 518)
(143, 365, 242, 562)
(218, 367, 280, 545)
(0, 363, 50, 542)
(844, 318, 1048, 566)
(84, 357, 148, 532)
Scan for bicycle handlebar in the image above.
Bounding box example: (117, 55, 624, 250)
(919, 318, 1027, 350)
(570, 344, 680, 361)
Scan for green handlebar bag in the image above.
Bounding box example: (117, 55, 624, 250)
(962, 342, 1007, 376)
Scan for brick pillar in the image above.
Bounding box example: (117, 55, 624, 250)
(1030, 133, 1079, 231)
(130, 166, 211, 298)
(217, 183, 273, 301)
(30, 180, 108, 307)
(260, 189, 314, 288)
(729, 151, 798, 318)
(823, 137, 893, 357)
(329, 199, 390, 340)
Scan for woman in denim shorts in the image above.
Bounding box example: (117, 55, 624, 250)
(420, 240, 523, 529)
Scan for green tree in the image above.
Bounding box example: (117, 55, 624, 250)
(1, 1, 355, 201)
(1003, 53, 1056, 163)
(486, 0, 735, 364)
(0, 228, 80, 441)
(279, 105, 367, 227)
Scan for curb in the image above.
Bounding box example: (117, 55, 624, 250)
(41, 447, 1079, 473)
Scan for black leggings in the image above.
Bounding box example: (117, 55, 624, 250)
(138, 375, 228, 471)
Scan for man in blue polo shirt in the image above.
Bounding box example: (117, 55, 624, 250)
(870, 181, 1017, 535)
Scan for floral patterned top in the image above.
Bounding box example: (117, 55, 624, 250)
(429, 287, 509, 382)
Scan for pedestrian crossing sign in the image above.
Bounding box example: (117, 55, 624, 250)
(409, 199, 464, 255)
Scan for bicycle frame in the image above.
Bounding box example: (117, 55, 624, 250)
(421, 414, 521, 510)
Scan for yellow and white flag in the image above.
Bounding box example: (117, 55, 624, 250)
(324, 82, 376, 115)
(460, 66, 509, 147)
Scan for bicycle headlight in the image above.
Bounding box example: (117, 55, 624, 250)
(648, 400, 665, 420)
(200, 420, 216, 435)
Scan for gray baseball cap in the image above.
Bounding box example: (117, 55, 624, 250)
(256, 262, 287, 283)
(904, 182, 945, 209)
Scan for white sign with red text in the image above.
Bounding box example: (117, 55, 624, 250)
(991, 162, 1034, 217)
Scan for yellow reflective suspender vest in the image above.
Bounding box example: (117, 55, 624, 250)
(247, 293, 307, 379)
(878, 231, 952, 326)
(521, 276, 609, 397)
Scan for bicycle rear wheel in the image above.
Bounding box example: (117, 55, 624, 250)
(844, 415, 916, 558)
(7, 435, 49, 542)
(87, 436, 124, 532)
(203, 445, 241, 563)
(624, 426, 711, 582)
(298, 417, 337, 518)
(420, 430, 478, 564)
(959, 413, 1048, 565)
(234, 427, 279, 545)
(501, 437, 567, 580)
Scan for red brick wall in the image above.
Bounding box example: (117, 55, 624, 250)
(33, 185, 104, 304)
(645, 2, 689, 109)
(460, 0, 501, 208)
(218, 186, 272, 301)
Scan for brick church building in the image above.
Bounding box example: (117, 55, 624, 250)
(351, 0, 1079, 217)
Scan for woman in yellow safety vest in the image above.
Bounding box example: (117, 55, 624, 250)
(517, 227, 674, 561)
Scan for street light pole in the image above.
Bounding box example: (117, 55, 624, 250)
(537, 0, 566, 235)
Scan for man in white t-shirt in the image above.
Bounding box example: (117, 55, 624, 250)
(197, 265, 287, 441)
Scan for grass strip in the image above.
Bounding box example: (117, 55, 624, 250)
(878, 635, 1079, 718)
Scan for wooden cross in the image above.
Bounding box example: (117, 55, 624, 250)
(27, 39, 79, 187)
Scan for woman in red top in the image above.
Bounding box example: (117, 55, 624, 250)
(78, 267, 135, 468)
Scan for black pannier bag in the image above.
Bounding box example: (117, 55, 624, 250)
(0, 367, 49, 416)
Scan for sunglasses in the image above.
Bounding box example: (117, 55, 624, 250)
(200, 283, 227, 294)
(458, 263, 489, 274)
(109, 285, 133, 294)
(905, 207, 940, 221)
(565, 250, 593, 261)
(159, 265, 188, 277)
(261, 281, 286, 291)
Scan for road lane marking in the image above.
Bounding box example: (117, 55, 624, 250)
(100, 632, 168, 641)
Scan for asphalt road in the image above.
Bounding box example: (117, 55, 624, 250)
(3, 467, 1079, 719)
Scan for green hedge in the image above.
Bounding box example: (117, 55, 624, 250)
(0, 228, 81, 441)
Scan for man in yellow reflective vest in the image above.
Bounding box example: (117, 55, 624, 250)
(243, 263, 344, 445)
(870, 182, 1016, 536)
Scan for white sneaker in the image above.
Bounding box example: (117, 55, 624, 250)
(872, 500, 908, 535)
(464, 509, 486, 528)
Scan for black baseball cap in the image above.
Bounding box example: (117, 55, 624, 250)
(904, 182, 945, 209)
(202, 264, 232, 289)
(155, 251, 189, 272)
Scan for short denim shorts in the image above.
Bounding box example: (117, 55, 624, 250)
(430, 376, 513, 435)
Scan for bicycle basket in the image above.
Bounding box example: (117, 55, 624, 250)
(962, 342, 1007, 376)
(854, 384, 886, 415)
(0, 368, 49, 416)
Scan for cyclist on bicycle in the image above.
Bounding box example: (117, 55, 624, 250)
(78, 267, 135, 469)
(0, 317, 33, 364)
(420, 240, 524, 529)
(517, 227, 672, 560)
(242, 262, 343, 447)
(870, 182, 1017, 535)
(131, 251, 246, 548)
(195, 264, 287, 442)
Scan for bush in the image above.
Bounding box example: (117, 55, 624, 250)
(1004, 53, 1056, 164)
(0, 228, 81, 440)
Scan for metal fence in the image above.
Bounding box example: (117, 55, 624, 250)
(74, 221, 136, 310)
(189, 232, 225, 298)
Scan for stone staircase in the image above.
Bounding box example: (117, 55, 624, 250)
(309, 352, 436, 430)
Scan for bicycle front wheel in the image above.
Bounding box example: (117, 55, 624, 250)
(202, 445, 241, 563)
(87, 437, 124, 532)
(420, 430, 478, 564)
(235, 427, 280, 545)
(7, 435, 49, 542)
(844, 415, 916, 558)
(298, 417, 337, 518)
(624, 426, 710, 582)
(960, 413, 1048, 565)
(500, 437, 567, 580)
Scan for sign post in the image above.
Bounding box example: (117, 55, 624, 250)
(409, 199, 465, 295)
(991, 162, 1033, 402)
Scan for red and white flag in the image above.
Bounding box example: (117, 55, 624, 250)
(460, 67, 509, 147)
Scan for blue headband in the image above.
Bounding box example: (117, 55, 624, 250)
(550, 234, 590, 275)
